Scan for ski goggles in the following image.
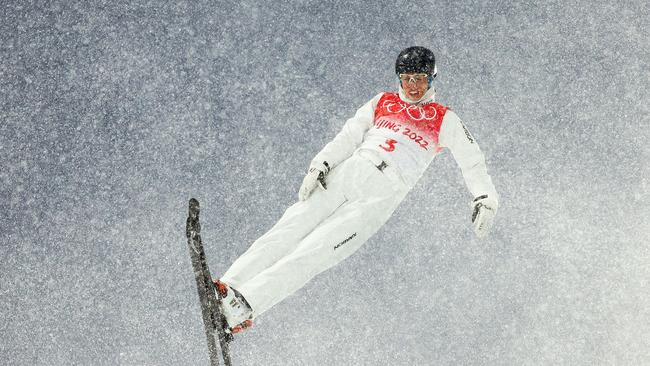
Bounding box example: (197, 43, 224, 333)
(398, 73, 429, 84)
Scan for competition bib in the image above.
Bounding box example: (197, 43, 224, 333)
(372, 92, 447, 154)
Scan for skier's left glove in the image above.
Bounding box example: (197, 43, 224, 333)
(471, 195, 498, 238)
(298, 161, 330, 201)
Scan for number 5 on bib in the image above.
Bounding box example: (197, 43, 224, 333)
(379, 139, 397, 152)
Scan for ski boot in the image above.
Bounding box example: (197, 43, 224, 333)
(213, 279, 254, 334)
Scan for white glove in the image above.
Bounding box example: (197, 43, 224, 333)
(298, 161, 330, 201)
(470, 195, 498, 238)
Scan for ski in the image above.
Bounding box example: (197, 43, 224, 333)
(185, 198, 234, 366)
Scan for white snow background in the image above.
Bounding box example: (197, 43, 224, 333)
(1, 1, 648, 365)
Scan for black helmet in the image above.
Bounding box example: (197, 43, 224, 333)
(395, 46, 437, 78)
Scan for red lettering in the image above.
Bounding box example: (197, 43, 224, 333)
(379, 139, 397, 152)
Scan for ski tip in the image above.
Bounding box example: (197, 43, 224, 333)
(189, 198, 200, 215)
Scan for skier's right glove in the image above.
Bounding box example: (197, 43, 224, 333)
(298, 161, 330, 201)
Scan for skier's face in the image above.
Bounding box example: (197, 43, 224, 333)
(399, 73, 430, 101)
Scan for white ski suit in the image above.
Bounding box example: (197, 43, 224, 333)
(221, 87, 498, 318)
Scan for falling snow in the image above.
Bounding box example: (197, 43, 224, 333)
(1, 1, 649, 365)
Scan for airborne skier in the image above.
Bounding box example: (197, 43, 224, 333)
(215, 46, 499, 334)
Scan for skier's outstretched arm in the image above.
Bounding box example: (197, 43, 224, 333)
(439, 110, 499, 237)
(299, 93, 382, 200)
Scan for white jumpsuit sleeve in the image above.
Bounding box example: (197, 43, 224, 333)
(310, 93, 383, 169)
(439, 110, 498, 200)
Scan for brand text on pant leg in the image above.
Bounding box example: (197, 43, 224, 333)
(333, 233, 357, 250)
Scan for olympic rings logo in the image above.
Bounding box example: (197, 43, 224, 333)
(381, 99, 437, 121)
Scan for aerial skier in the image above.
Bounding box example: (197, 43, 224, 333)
(215, 46, 499, 334)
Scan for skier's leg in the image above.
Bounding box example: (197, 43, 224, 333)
(221, 166, 347, 289)
(237, 158, 409, 316)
